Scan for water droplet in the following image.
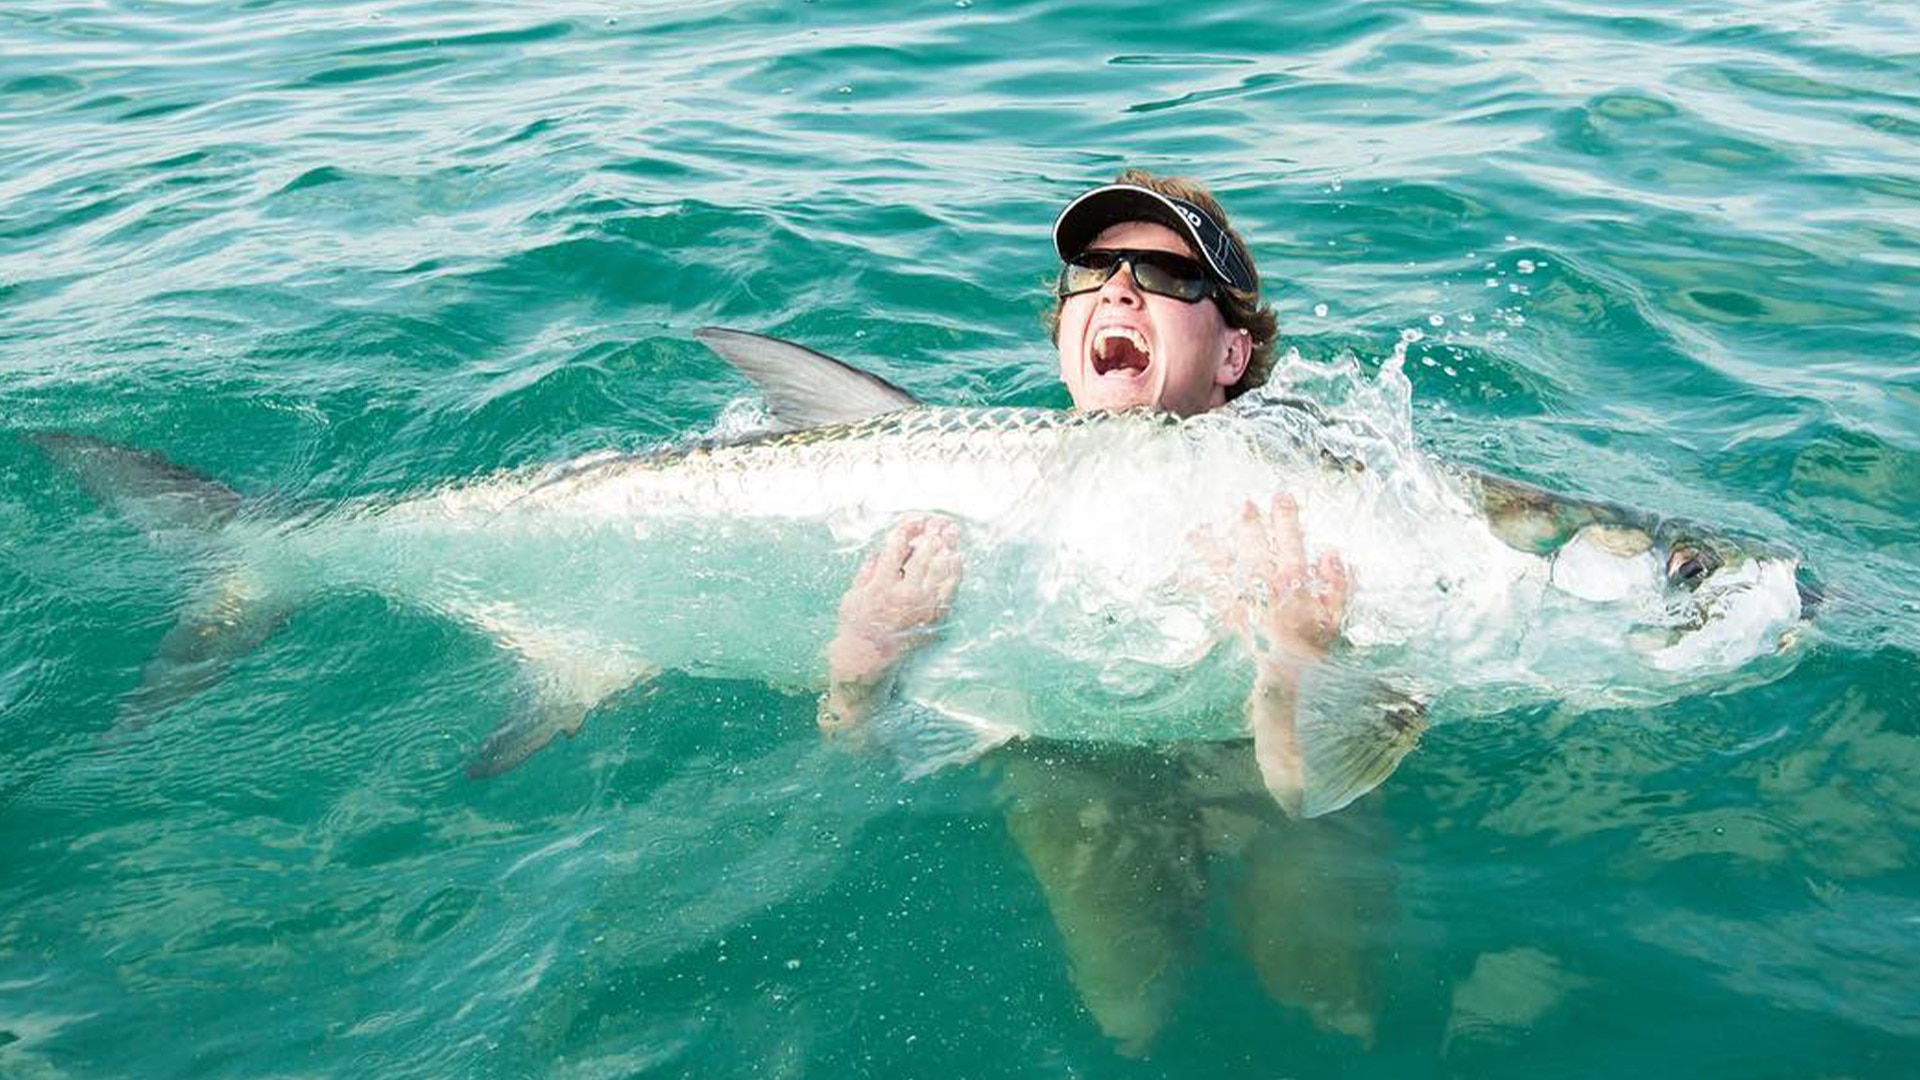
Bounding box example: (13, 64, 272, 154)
(1517, 259, 1536, 274)
(1421, 356, 1437, 367)
(1428, 313, 1445, 327)
(1330, 177, 1343, 192)
(1313, 302, 1328, 318)
(1400, 327, 1425, 343)
(1485, 278, 1498, 287)
(1505, 234, 1517, 242)
(1443, 365, 1457, 377)
(786, 958, 802, 970)
(837, 85, 853, 94)
(604, 15, 619, 24)
(1459, 313, 1476, 323)
(955, 0, 972, 7)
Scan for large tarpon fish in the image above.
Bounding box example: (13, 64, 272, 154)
(31, 328, 1813, 815)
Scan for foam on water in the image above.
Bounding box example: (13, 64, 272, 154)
(897, 344, 1807, 745)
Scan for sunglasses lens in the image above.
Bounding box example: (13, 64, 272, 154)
(1131, 253, 1209, 301)
(1058, 250, 1121, 296)
(1057, 250, 1212, 301)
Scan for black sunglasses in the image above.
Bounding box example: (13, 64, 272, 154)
(1056, 248, 1217, 303)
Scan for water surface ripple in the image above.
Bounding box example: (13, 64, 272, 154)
(3, 0, 1919, 1076)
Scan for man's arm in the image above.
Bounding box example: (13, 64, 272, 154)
(1237, 495, 1349, 816)
(818, 515, 961, 731)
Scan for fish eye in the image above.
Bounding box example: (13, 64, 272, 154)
(1665, 546, 1722, 587)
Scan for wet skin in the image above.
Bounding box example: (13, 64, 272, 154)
(1054, 221, 1252, 418)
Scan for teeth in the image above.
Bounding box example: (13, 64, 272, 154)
(1094, 327, 1149, 357)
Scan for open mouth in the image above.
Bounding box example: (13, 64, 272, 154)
(1091, 327, 1151, 376)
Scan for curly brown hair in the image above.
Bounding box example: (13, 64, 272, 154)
(1044, 169, 1278, 400)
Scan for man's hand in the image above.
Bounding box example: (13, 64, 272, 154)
(819, 515, 961, 731)
(1236, 494, 1348, 672)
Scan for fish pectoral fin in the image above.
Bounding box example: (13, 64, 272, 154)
(693, 327, 921, 431)
(1277, 668, 1428, 818)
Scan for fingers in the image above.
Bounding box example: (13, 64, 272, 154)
(907, 515, 959, 560)
(901, 517, 962, 622)
(1231, 494, 1350, 660)
(1317, 551, 1349, 604)
(858, 516, 925, 587)
(1235, 499, 1268, 574)
(846, 514, 963, 630)
(1267, 494, 1306, 583)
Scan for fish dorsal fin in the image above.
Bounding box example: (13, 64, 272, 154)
(694, 327, 920, 431)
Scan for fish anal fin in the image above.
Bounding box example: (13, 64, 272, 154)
(693, 327, 920, 431)
(460, 615, 657, 778)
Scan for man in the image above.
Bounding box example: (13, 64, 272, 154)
(817, 170, 1348, 815)
(810, 171, 1387, 1055)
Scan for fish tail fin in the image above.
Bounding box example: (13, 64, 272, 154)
(1293, 672, 1428, 818)
(28, 431, 242, 535)
(29, 432, 292, 734)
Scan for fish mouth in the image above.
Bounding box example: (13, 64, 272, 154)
(1090, 325, 1152, 377)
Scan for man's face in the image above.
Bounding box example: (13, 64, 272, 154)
(1055, 221, 1251, 417)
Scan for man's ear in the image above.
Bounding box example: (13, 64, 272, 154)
(1216, 328, 1252, 387)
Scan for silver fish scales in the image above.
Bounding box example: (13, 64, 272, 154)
(28, 334, 1811, 814)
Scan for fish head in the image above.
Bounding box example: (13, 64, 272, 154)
(1641, 522, 1808, 666)
(1549, 523, 1661, 603)
(1055, 221, 1251, 418)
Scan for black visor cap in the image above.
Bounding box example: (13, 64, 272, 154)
(1052, 183, 1257, 296)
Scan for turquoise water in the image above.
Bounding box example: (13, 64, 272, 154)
(5, 0, 1920, 1075)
